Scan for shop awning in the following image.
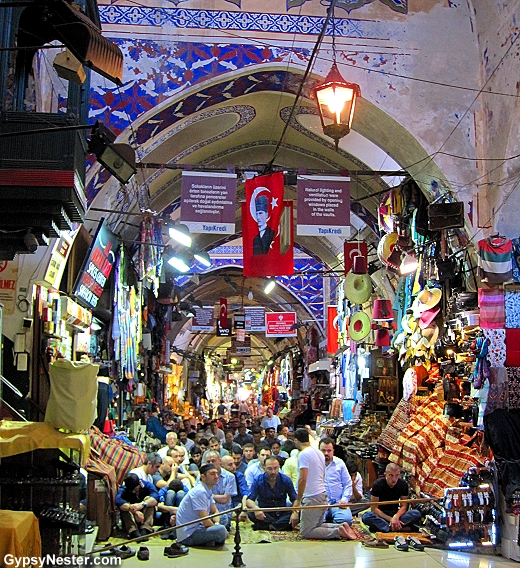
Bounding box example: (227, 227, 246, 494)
(18, 0, 123, 86)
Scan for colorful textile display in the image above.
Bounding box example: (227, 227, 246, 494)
(478, 236, 513, 284)
(507, 367, 520, 410)
(377, 398, 412, 452)
(482, 328, 506, 367)
(505, 328, 520, 367)
(505, 289, 520, 328)
(485, 367, 508, 415)
(478, 287, 505, 329)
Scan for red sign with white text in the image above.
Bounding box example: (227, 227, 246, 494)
(265, 312, 297, 337)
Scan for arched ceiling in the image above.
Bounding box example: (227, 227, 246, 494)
(85, 66, 447, 364)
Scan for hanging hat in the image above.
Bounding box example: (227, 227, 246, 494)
(352, 255, 368, 275)
(417, 287, 442, 310)
(349, 311, 371, 342)
(393, 331, 406, 347)
(419, 307, 440, 329)
(377, 232, 400, 270)
(375, 328, 391, 347)
(344, 272, 372, 304)
(402, 313, 418, 335)
(372, 299, 393, 321)
(421, 323, 439, 347)
(378, 191, 394, 233)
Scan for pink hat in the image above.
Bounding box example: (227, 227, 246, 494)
(419, 307, 440, 329)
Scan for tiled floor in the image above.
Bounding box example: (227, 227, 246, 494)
(118, 540, 518, 568)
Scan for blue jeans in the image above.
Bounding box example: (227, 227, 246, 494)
(180, 525, 228, 547)
(325, 505, 353, 526)
(164, 489, 186, 507)
(362, 509, 422, 533)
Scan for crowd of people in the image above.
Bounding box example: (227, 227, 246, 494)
(114, 402, 421, 554)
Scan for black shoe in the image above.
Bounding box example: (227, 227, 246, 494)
(113, 546, 136, 559)
(139, 528, 153, 541)
(164, 543, 189, 558)
(137, 546, 150, 561)
(129, 530, 141, 540)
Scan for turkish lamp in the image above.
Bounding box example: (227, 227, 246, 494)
(313, 62, 360, 150)
(168, 224, 192, 247)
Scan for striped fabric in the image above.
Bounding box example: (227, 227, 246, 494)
(478, 237, 512, 283)
(478, 287, 505, 329)
(90, 427, 146, 486)
(86, 456, 118, 511)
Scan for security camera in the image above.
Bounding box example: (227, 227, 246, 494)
(24, 230, 38, 253)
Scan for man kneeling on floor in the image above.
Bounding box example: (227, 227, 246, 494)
(175, 463, 229, 548)
(246, 456, 297, 531)
(116, 473, 158, 539)
(362, 463, 422, 533)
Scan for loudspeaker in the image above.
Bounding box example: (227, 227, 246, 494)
(22, 318, 33, 330)
(53, 49, 86, 85)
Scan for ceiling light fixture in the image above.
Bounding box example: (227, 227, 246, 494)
(264, 279, 276, 294)
(400, 252, 419, 275)
(167, 251, 191, 272)
(248, 286, 254, 301)
(313, 5, 360, 150)
(194, 249, 211, 267)
(168, 223, 192, 247)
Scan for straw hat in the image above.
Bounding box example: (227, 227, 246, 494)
(419, 307, 440, 329)
(349, 311, 371, 342)
(344, 272, 372, 304)
(377, 232, 400, 270)
(402, 313, 418, 334)
(417, 287, 442, 310)
(421, 323, 440, 347)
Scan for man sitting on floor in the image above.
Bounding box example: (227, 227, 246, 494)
(204, 451, 238, 530)
(246, 456, 297, 531)
(319, 437, 354, 527)
(362, 463, 422, 533)
(116, 473, 158, 539)
(176, 464, 229, 548)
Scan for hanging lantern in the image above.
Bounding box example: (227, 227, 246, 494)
(313, 62, 360, 150)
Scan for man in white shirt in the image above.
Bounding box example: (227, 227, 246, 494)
(292, 428, 354, 540)
(346, 461, 369, 515)
(260, 407, 281, 430)
(130, 452, 162, 484)
(205, 420, 225, 443)
(178, 429, 195, 453)
(158, 432, 179, 459)
(319, 438, 354, 526)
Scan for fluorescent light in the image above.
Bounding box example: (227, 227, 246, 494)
(167, 254, 190, 272)
(168, 224, 192, 247)
(264, 279, 276, 294)
(400, 252, 419, 275)
(194, 250, 211, 267)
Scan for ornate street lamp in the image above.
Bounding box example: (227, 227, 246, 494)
(313, 62, 360, 150)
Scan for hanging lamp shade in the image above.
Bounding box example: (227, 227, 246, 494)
(313, 62, 360, 149)
(372, 299, 393, 321)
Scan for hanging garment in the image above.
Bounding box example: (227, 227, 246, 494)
(506, 328, 520, 367)
(507, 368, 520, 410)
(478, 236, 513, 283)
(511, 238, 520, 282)
(505, 288, 520, 328)
(471, 336, 490, 389)
(478, 287, 505, 329)
(482, 328, 506, 367)
(485, 367, 509, 415)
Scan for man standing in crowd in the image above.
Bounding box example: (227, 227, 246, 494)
(261, 407, 281, 430)
(116, 473, 158, 539)
(246, 456, 297, 531)
(292, 428, 355, 540)
(319, 438, 354, 527)
(362, 463, 421, 533)
(130, 453, 162, 484)
(204, 451, 238, 530)
(158, 432, 179, 459)
(176, 464, 229, 548)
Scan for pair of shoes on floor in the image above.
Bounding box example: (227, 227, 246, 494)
(164, 543, 189, 558)
(394, 536, 409, 551)
(104, 545, 135, 559)
(406, 536, 425, 551)
(137, 546, 149, 561)
(362, 538, 389, 549)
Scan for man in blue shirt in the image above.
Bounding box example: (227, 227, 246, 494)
(319, 438, 354, 529)
(260, 407, 281, 430)
(176, 464, 229, 548)
(246, 456, 297, 531)
(115, 473, 159, 539)
(245, 445, 271, 488)
(221, 455, 249, 512)
(204, 451, 237, 530)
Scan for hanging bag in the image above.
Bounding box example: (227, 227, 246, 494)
(428, 202, 464, 231)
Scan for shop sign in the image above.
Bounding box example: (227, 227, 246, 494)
(216, 318, 232, 337)
(40, 230, 76, 289)
(0, 257, 18, 315)
(244, 306, 265, 331)
(180, 171, 236, 234)
(265, 312, 297, 337)
(234, 313, 245, 329)
(231, 335, 250, 354)
(191, 306, 214, 331)
(73, 219, 119, 309)
(296, 175, 350, 237)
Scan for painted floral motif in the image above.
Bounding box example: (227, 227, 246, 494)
(482, 328, 506, 368)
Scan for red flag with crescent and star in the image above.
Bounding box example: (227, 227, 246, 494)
(219, 297, 228, 329)
(327, 305, 339, 355)
(242, 172, 294, 277)
(344, 242, 368, 274)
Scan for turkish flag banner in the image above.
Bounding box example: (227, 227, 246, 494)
(327, 305, 339, 355)
(242, 172, 294, 277)
(344, 242, 368, 274)
(219, 297, 228, 329)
